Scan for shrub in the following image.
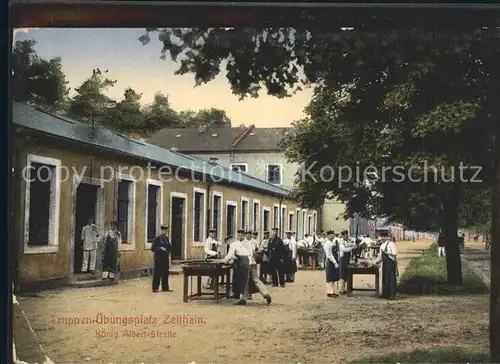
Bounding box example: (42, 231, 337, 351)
(398, 246, 488, 294)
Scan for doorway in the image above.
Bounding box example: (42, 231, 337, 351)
(226, 204, 236, 238)
(170, 196, 186, 260)
(74, 183, 99, 274)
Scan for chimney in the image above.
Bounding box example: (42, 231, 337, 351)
(232, 124, 255, 147)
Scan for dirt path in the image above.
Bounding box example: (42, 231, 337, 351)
(463, 244, 491, 287)
(14, 241, 488, 363)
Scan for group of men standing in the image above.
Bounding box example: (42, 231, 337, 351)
(312, 230, 397, 300)
(203, 227, 300, 305)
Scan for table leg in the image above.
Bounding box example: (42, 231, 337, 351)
(183, 273, 188, 303)
(214, 275, 219, 303)
(375, 271, 380, 296)
(197, 276, 202, 296)
(312, 256, 316, 270)
(225, 272, 231, 299)
(347, 273, 353, 293)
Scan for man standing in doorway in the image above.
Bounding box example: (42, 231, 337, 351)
(152, 225, 172, 292)
(81, 217, 99, 274)
(268, 227, 287, 287)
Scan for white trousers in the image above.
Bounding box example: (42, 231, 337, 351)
(438, 247, 445, 257)
(82, 249, 97, 272)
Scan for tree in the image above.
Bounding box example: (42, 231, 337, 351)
(142, 27, 500, 360)
(141, 92, 182, 133)
(142, 27, 497, 284)
(179, 108, 232, 127)
(67, 69, 116, 124)
(11, 40, 69, 111)
(103, 87, 145, 133)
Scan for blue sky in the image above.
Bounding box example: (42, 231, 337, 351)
(13, 28, 313, 127)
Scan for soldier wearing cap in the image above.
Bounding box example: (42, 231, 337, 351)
(268, 227, 287, 287)
(259, 231, 271, 283)
(242, 230, 272, 304)
(151, 225, 172, 292)
(284, 231, 298, 282)
(221, 229, 252, 304)
(204, 228, 221, 289)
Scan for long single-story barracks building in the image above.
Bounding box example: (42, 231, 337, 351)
(11, 102, 318, 292)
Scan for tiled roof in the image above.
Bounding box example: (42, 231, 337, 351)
(147, 126, 245, 152)
(234, 127, 289, 151)
(148, 125, 289, 152)
(12, 102, 292, 197)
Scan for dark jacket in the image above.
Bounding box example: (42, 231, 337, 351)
(152, 235, 171, 262)
(437, 233, 446, 247)
(268, 236, 287, 262)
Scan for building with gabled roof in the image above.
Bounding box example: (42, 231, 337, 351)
(11, 102, 318, 292)
(149, 124, 350, 235)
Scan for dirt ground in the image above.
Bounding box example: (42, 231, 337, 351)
(14, 241, 489, 364)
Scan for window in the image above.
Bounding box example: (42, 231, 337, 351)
(308, 216, 313, 235)
(253, 201, 260, 231)
(289, 212, 294, 232)
(273, 206, 279, 228)
(212, 193, 222, 240)
(313, 212, 317, 233)
(231, 163, 248, 173)
(241, 198, 249, 230)
(146, 181, 162, 243)
(263, 209, 270, 233)
(117, 179, 134, 244)
(24, 155, 61, 253)
(208, 158, 219, 164)
(193, 190, 205, 242)
(280, 207, 286, 234)
(267, 164, 282, 184)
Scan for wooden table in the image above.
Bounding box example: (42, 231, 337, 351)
(298, 250, 318, 270)
(345, 265, 380, 295)
(182, 263, 231, 303)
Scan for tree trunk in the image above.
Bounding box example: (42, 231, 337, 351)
(490, 114, 500, 361)
(443, 182, 463, 285)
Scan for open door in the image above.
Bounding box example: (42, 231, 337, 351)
(171, 197, 185, 260)
(74, 183, 98, 274)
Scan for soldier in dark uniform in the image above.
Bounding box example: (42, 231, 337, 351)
(259, 231, 271, 283)
(151, 225, 172, 292)
(268, 227, 287, 287)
